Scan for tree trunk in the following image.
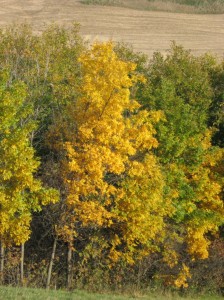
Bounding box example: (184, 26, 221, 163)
(20, 243, 24, 286)
(0, 241, 4, 285)
(46, 237, 57, 290)
(67, 243, 73, 290)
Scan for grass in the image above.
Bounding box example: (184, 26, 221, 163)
(80, 0, 224, 14)
(0, 286, 135, 300)
(0, 286, 223, 300)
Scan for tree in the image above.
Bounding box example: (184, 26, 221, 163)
(0, 24, 84, 154)
(47, 42, 171, 282)
(0, 71, 58, 247)
(200, 54, 224, 147)
(136, 44, 224, 287)
(0, 24, 84, 285)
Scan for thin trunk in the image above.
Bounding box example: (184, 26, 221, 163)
(20, 243, 24, 286)
(46, 237, 57, 290)
(0, 242, 4, 284)
(67, 243, 73, 290)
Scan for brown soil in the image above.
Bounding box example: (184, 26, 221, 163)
(1, 0, 224, 58)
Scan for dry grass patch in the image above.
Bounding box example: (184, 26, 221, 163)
(80, 0, 224, 13)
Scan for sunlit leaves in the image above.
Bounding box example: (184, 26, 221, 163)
(48, 42, 170, 264)
(0, 72, 58, 246)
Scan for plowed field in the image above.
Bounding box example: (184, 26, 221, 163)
(1, 0, 224, 57)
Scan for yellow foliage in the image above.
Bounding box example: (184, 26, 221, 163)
(0, 73, 58, 246)
(163, 247, 179, 268)
(186, 223, 215, 259)
(49, 42, 170, 263)
(174, 264, 192, 288)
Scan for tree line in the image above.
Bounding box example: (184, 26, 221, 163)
(0, 24, 223, 293)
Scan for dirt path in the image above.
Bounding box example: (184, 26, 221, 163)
(1, 0, 224, 58)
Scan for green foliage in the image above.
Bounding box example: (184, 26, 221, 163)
(139, 43, 212, 162)
(0, 23, 84, 154)
(199, 55, 224, 147)
(130, 43, 224, 285)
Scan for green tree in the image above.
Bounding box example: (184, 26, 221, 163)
(136, 44, 224, 287)
(200, 55, 224, 147)
(0, 24, 84, 154)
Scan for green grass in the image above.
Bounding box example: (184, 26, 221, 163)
(0, 286, 135, 300)
(0, 286, 223, 300)
(80, 0, 224, 14)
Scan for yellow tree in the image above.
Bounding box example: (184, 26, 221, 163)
(48, 42, 171, 283)
(0, 72, 58, 282)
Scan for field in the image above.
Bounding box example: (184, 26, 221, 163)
(0, 0, 224, 58)
(0, 286, 223, 300)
